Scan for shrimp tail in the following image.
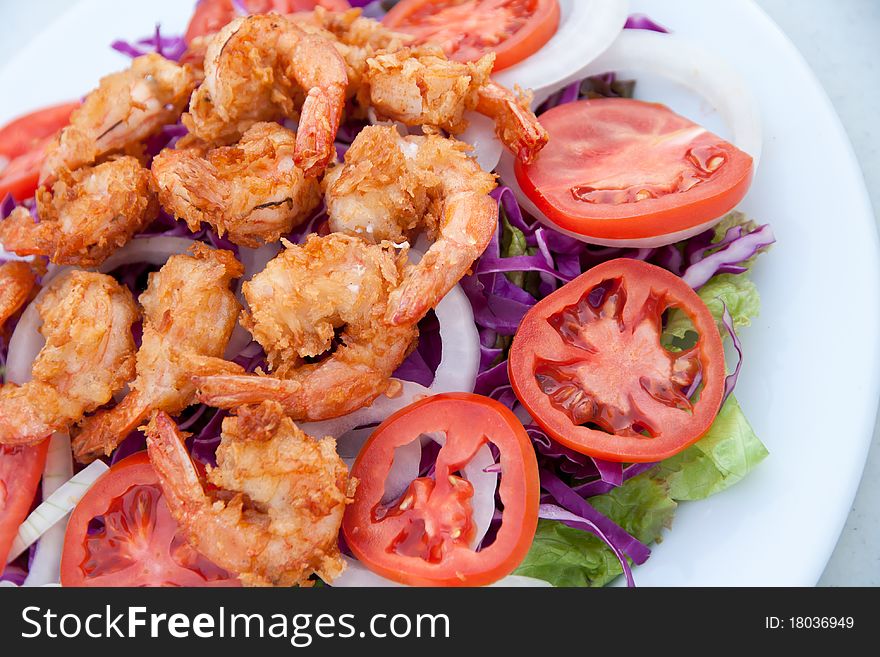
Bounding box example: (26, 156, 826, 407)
(476, 82, 549, 164)
(295, 85, 345, 176)
(194, 374, 304, 411)
(72, 392, 150, 463)
(144, 411, 204, 511)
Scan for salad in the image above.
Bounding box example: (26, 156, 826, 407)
(0, 0, 774, 588)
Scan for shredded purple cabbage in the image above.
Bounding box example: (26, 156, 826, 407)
(624, 13, 670, 33)
(111, 24, 187, 62)
(721, 302, 743, 403)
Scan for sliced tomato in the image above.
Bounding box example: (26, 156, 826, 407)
(343, 393, 539, 587)
(509, 258, 725, 462)
(384, 0, 560, 71)
(515, 98, 754, 243)
(0, 102, 78, 201)
(61, 451, 239, 587)
(0, 441, 49, 566)
(0, 102, 77, 161)
(184, 0, 350, 43)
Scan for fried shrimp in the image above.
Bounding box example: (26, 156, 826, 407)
(0, 271, 138, 446)
(0, 261, 37, 332)
(72, 244, 244, 462)
(0, 157, 158, 266)
(291, 7, 412, 98)
(151, 122, 321, 247)
(362, 46, 548, 162)
(324, 125, 497, 324)
(40, 54, 196, 184)
(184, 14, 348, 176)
(145, 402, 354, 587)
(194, 233, 417, 421)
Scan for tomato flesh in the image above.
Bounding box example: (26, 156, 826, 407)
(343, 393, 539, 587)
(384, 0, 560, 71)
(0, 102, 77, 201)
(515, 98, 754, 242)
(509, 259, 725, 462)
(0, 441, 49, 567)
(185, 0, 350, 43)
(61, 452, 238, 587)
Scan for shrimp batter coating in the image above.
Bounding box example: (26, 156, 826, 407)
(40, 54, 196, 184)
(151, 122, 321, 247)
(362, 46, 548, 162)
(324, 125, 498, 324)
(184, 14, 348, 176)
(0, 271, 138, 446)
(145, 402, 354, 587)
(0, 157, 158, 266)
(72, 244, 245, 462)
(194, 234, 418, 421)
(0, 261, 37, 332)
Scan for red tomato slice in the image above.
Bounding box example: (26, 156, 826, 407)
(0, 102, 78, 201)
(61, 452, 239, 587)
(343, 393, 539, 587)
(384, 0, 560, 71)
(0, 441, 49, 566)
(508, 258, 725, 462)
(515, 98, 754, 242)
(184, 0, 350, 43)
(0, 102, 77, 161)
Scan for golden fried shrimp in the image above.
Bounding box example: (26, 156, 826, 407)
(145, 402, 354, 587)
(184, 14, 348, 176)
(0, 271, 138, 446)
(362, 46, 548, 162)
(72, 244, 244, 462)
(324, 125, 497, 325)
(194, 234, 417, 421)
(0, 157, 158, 266)
(0, 261, 37, 331)
(290, 7, 411, 98)
(151, 122, 321, 247)
(40, 54, 196, 184)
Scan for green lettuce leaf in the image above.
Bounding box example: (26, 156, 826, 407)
(514, 475, 676, 587)
(664, 273, 761, 348)
(651, 395, 768, 501)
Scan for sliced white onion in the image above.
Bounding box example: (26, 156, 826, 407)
(458, 112, 504, 173)
(224, 242, 282, 359)
(98, 235, 197, 273)
(493, 0, 630, 106)
(299, 379, 433, 440)
(7, 460, 108, 564)
(22, 431, 73, 587)
(408, 246, 480, 394)
(331, 556, 552, 587)
(497, 29, 764, 248)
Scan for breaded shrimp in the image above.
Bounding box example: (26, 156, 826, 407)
(290, 7, 412, 99)
(324, 125, 498, 324)
(0, 157, 158, 266)
(194, 234, 417, 421)
(0, 261, 37, 331)
(145, 402, 354, 587)
(184, 13, 348, 176)
(0, 271, 138, 446)
(72, 244, 244, 462)
(151, 122, 321, 247)
(40, 53, 196, 184)
(361, 46, 548, 162)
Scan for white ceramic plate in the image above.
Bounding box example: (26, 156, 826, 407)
(1, 0, 878, 586)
